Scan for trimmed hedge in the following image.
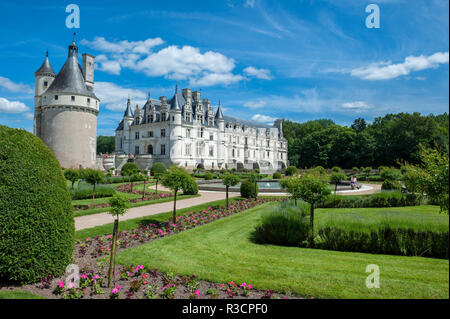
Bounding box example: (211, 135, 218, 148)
(273, 172, 282, 179)
(240, 179, 258, 198)
(0, 125, 74, 284)
(69, 183, 116, 200)
(317, 192, 422, 208)
(182, 176, 199, 195)
(318, 226, 448, 259)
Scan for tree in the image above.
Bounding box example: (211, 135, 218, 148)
(330, 168, 347, 197)
(121, 162, 139, 176)
(64, 168, 80, 189)
(280, 176, 302, 205)
(107, 193, 130, 287)
(97, 136, 115, 154)
(248, 172, 258, 199)
(351, 118, 367, 133)
(151, 162, 167, 194)
(80, 168, 105, 205)
(285, 166, 298, 176)
(288, 174, 330, 247)
(161, 166, 189, 223)
(222, 174, 240, 210)
(141, 170, 149, 199)
(363, 167, 372, 180)
(402, 147, 449, 213)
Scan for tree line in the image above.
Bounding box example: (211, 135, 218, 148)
(282, 112, 449, 169)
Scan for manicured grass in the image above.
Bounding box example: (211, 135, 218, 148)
(74, 197, 245, 240)
(0, 290, 46, 299)
(316, 205, 448, 233)
(116, 202, 449, 299)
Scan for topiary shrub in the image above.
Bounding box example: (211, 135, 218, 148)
(273, 172, 282, 179)
(240, 178, 258, 198)
(285, 166, 298, 176)
(182, 175, 199, 195)
(204, 171, 214, 180)
(150, 162, 167, 177)
(0, 125, 74, 284)
(121, 162, 139, 176)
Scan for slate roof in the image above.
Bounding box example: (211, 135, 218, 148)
(35, 53, 55, 76)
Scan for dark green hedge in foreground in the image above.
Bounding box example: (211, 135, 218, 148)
(0, 125, 74, 284)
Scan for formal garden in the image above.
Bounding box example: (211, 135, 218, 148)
(0, 124, 448, 299)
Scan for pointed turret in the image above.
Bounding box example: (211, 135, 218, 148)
(35, 51, 56, 76)
(215, 101, 224, 120)
(124, 97, 133, 117)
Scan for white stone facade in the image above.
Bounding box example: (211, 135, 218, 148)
(114, 88, 288, 172)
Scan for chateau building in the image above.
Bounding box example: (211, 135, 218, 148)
(34, 37, 99, 168)
(115, 87, 288, 172)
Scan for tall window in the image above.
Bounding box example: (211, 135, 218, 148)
(148, 131, 153, 137)
(161, 144, 166, 155)
(135, 132, 140, 139)
(161, 129, 166, 137)
(210, 134, 214, 141)
(186, 129, 191, 138)
(186, 144, 191, 156)
(135, 146, 139, 154)
(209, 146, 214, 157)
(200, 128, 204, 138)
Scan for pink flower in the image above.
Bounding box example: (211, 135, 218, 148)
(68, 281, 74, 289)
(57, 281, 64, 288)
(112, 288, 119, 294)
(194, 290, 200, 298)
(248, 284, 253, 289)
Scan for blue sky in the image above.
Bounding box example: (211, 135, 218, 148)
(0, 0, 448, 136)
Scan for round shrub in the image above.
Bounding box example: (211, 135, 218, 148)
(150, 162, 167, 176)
(121, 162, 139, 176)
(0, 125, 74, 284)
(285, 166, 298, 176)
(204, 171, 214, 180)
(182, 176, 199, 195)
(380, 167, 402, 181)
(381, 179, 402, 191)
(273, 172, 282, 179)
(240, 178, 258, 198)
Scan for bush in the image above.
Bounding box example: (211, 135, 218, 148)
(240, 178, 258, 198)
(253, 204, 311, 247)
(285, 166, 298, 176)
(273, 172, 282, 179)
(317, 192, 422, 208)
(182, 176, 199, 195)
(150, 162, 167, 176)
(380, 167, 402, 181)
(318, 226, 448, 259)
(121, 162, 139, 176)
(204, 171, 214, 180)
(0, 125, 74, 284)
(382, 179, 402, 191)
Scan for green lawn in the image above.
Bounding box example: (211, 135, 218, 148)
(0, 290, 45, 299)
(116, 202, 449, 299)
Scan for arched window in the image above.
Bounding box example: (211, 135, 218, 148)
(147, 145, 153, 155)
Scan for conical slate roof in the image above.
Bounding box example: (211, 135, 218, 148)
(169, 93, 185, 110)
(215, 103, 224, 120)
(124, 98, 133, 117)
(45, 49, 97, 98)
(35, 53, 55, 76)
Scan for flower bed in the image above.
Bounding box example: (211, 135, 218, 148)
(13, 197, 302, 299)
(116, 181, 156, 194)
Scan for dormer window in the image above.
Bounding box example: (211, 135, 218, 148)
(71, 96, 75, 101)
(43, 81, 48, 87)
(54, 95, 58, 100)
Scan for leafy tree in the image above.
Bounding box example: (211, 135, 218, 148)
(161, 166, 190, 222)
(284, 174, 330, 247)
(351, 118, 367, 133)
(222, 174, 240, 210)
(64, 168, 80, 189)
(141, 170, 149, 199)
(330, 168, 347, 198)
(80, 168, 105, 205)
(97, 136, 115, 154)
(285, 166, 298, 176)
(107, 193, 130, 287)
(121, 162, 139, 176)
(363, 167, 372, 180)
(150, 162, 167, 194)
(248, 172, 258, 199)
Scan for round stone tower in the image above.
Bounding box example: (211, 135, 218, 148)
(34, 36, 100, 169)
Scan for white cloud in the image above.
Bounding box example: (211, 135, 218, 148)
(243, 66, 272, 80)
(0, 76, 33, 94)
(340, 101, 373, 112)
(0, 97, 30, 113)
(351, 52, 449, 80)
(244, 100, 267, 109)
(95, 82, 147, 112)
(82, 37, 245, 87)
(251, 114, 276, 124)
(244, 0, 256, 8)
(24, 112, 34, 120)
